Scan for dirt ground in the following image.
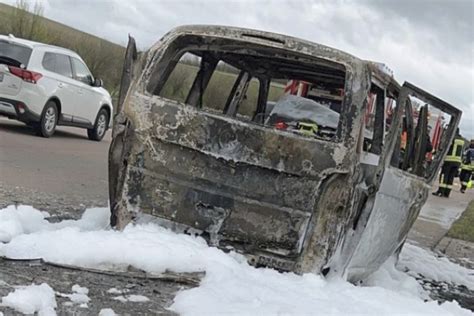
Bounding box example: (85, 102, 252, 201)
(0, 258, 193, 315)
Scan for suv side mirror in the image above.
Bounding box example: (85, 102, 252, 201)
(93, 78, 103, 87)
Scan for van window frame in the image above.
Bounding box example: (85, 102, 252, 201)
(144, 34, 357, 144)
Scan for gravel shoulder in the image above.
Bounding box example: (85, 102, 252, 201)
(0, 257, 192, 315)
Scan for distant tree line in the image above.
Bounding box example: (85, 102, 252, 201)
(0, 1, 125, 100)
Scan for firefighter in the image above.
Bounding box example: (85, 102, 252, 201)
(460, 139, 474, 193)
(432, 129, 465, 197)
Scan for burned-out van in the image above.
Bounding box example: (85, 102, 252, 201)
(109, 26, 462, 281)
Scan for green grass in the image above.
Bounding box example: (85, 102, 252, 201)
(447, 200, 474, 242)
(161, 63, 285, 118)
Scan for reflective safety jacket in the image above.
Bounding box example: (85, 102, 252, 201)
(298, 122, 319, 136)
(445, 137, 465, 163)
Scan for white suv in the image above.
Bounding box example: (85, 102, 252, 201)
(0, 34, 113, 140)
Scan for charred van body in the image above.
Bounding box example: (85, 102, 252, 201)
(109, 26, 462, 281)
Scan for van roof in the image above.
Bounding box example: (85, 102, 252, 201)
(156, 25, 401, 90)
(152, 25, 363, 71)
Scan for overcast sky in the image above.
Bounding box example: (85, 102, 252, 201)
(3, 0, 473, 138)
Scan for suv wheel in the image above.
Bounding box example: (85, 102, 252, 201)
(37, 101, 58, 138)
(87, 109, 108, 141)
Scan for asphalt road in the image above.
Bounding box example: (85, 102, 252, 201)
(0, 117, 110, 214)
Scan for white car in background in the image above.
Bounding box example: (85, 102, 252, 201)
(0, 34, 113, 140)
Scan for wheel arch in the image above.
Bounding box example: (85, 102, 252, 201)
(47, 97, 62, 119)
(99, 104, 112, 127)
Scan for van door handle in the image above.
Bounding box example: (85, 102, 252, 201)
(58, 83, 64, 88)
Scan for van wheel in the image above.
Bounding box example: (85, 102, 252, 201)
(37, 101, 58, 138)
(87, 109, 108, 141)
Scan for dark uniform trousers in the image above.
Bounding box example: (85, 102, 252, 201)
(438, 161, 460, 197)
(460, 167, 472, 191)
(434, 136, 465, 197)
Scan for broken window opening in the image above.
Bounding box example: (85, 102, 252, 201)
(390, 92, 454, 180)
(362, 83, 386, 155)
(159, 52, 202, 104)
(150, 35, 347, 142)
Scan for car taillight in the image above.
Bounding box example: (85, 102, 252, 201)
(8, 66, 42, 84)
(275, 121, 288, 130)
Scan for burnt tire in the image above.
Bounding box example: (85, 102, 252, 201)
(87, 109, 108, 141)
(37, 101, 58, 138)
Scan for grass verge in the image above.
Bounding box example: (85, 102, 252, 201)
(447, 199, 474, 242)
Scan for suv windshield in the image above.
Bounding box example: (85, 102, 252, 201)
(0, 40, 33, 67)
